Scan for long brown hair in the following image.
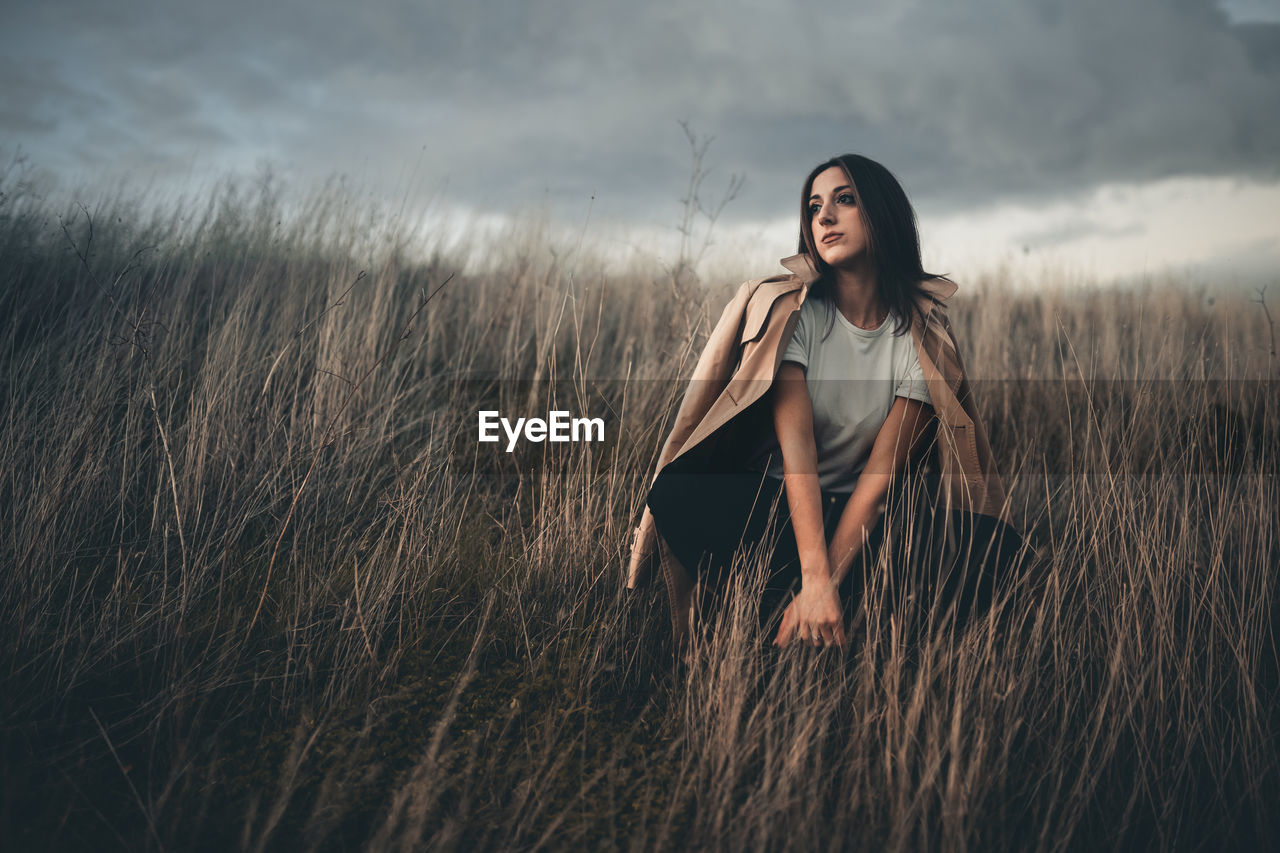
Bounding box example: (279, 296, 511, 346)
(798, 154, 947, 338)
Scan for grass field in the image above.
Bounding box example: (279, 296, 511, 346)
(1, 168, 1277, 851)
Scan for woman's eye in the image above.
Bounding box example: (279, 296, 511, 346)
(808, 203, 821, 215)
(838, 193, 855, 205)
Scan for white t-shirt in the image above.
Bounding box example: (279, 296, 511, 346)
(758, 295, 932, 493)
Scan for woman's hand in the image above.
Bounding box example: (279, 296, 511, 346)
(773, 579, 846, 649)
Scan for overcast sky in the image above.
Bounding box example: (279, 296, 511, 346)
(3, 0, 1279, 287)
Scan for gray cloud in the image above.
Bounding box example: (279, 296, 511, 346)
(1013, 219, 1146, 251)
(2, 0, 1278, 226)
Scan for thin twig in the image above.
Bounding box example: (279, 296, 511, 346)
(672, 119, 744, 287)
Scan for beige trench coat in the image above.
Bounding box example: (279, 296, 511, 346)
(627, 252, 1013, 642)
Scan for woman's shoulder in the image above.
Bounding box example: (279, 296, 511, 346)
(798, 289, 826, 312)
(793, 289, 831, 328)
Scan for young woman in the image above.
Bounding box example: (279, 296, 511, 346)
(626, 154, 1023, 652)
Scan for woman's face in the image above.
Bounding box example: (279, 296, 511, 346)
(808, 165, 869, 268)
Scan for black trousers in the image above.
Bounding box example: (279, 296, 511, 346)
(646, 466, 1028, 641)
(646, 469, 887, 633)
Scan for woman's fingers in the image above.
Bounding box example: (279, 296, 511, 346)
(799, 620, 820, 646)
(773, 606, 797, 647)
(774, 609, 847, 649)
(810, 620, 845, 648)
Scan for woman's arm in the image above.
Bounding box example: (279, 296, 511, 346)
(825, 396, 935, 588)
(772, 361, 845, 648)
(772, 362, 830, 579)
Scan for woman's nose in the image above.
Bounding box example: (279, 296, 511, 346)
(818, 204, 835, 224)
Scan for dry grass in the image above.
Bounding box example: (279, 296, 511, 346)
(0, 165, 1276, 852)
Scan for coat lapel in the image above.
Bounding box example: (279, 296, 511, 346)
(673, 278, 805, 458)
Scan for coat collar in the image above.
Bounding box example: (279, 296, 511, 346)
(779, 252, 822, 284)
(777, 252, 958, 302)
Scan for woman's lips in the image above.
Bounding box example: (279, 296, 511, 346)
(822, 233, 842, 244)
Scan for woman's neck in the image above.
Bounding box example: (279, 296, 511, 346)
(827, 261, 885, 330)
